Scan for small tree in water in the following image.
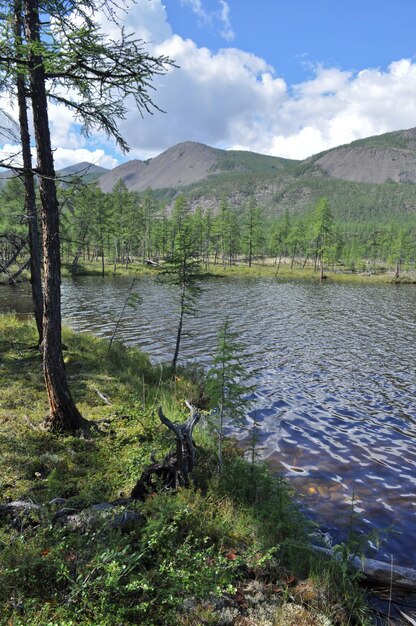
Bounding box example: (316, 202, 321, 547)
(158, 196, 208, 376)
(207, 317, 252, 473)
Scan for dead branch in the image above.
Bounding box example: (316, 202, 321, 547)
(131, 402, 200, 500)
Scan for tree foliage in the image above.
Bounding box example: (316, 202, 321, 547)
(207, 317, 252, 471)
(0, 0, 174, 432)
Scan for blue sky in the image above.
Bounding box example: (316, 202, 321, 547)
(165, 0, 416, 84)
(3, 0, 416, 169)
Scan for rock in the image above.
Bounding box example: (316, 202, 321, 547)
(54, 504, 143, 532)
(0, 498, 143, 534)
(62, 510, 99, 532)
(48, 497, 70, 506)
(110, 510, 144, 531)
(91, 502, 114, 511)
(0, 500, 42, 528)
(0, 500, 41, 514)
(53, 507, 81, 521)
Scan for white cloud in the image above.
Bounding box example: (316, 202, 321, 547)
(53, 148, 119, 170)
(180, 0, 208, 22)
(7, 0, 416, 168)
(0, 143, 118, 171)
(180, 0, 234, 41)
(97, 0, 172, 43)
(0, 143, 25, 169)
(218, 1, 234, 42)
(119, 33, 288, 155)
(96, 0, 416, 162)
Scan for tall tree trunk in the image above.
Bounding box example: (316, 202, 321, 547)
(24, 0, 88, 433)
(100, 231, 105, 277)
(290, 244, 297, 269)
(14, 1, 43, 345)
(172, 286, 185, 376)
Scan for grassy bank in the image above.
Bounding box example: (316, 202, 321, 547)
(2, 257, 415, 285)
(61, 258, 416, 284)
(0, 315, 372, 625)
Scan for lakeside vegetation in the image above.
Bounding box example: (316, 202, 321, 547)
(0, 0, 403, 622)
(0, 315, 372, 625)
(2, 255, 416, 286)
(2, 175, 416, 286)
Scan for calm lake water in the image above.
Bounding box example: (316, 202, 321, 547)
(2, 275, 416, 567)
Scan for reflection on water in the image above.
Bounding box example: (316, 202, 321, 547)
(1, 275, 416, 566)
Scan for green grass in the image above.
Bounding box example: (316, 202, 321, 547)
(58, 256, 416, 285)
(60, 259, 159, 278)
(0, 315, 372, 625)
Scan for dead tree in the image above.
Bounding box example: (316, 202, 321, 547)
(0, 235, 30, 285)
(131, 401, 200, 500)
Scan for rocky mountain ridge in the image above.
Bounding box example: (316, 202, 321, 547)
(95, 127, 416, 193)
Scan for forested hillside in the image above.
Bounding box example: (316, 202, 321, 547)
(2, 176, 413, 279)
(92, 129, 416, 227)
(2, 128, 416, 279)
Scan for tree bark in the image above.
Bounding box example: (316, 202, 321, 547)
(172, 286, 185, 376)
(24, 0, 88, 433)
(14, 0, 43, 345)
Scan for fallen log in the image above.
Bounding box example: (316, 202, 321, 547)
(11, 258, 30, 281)
(131, 401, 200, 500)
(313, 545, 416, 591)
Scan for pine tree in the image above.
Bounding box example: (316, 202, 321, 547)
(207, 317, 252, 472)
(310, 197, 334, 280)
(158, 196, 208, 375)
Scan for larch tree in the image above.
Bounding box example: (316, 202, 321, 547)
(0, 0, 173, 432)
(207, 317, 251, 473)
(158, 195, 204, 376)
(0, 0, 44, 345)
(310, 197, 334, 281)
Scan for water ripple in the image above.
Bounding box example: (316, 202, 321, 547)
(1, 276, 416, 565)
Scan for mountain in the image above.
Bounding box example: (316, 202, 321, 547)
(58, 162, 109, 184)
(93, 128, 416, 223)
(4, 128, 416, 224)
(98, 159, 147, 193)
(0, 161, 109, 186)
(310, 128, 416, 184)
(97, 141, 294, 193)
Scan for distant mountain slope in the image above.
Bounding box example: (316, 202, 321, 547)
(98, 159, 147, 193)
(4, 128, 416, 224)
(92, 129, 416, 223)
(0, 161, 109, 186)
(97, 141, 295, 193)
(311, 128, 416, 184)
(58, 162, 109, 177)
(59, 162, 109, 185)
(313, 145, 416, 183)
(95, 128, 416, 200)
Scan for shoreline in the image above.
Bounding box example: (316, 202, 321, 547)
(2, 258, 416, 286)
(0, 314, 379, 625)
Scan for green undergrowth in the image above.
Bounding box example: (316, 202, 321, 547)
(60, 260, 159, 278)
(60, 257, 416, 285)
(0, 315, 371, 625)
(4, 257, 415, 286)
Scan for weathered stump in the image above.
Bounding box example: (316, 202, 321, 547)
(131, 401, 200, 500)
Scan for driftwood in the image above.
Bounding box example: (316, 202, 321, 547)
(313, 545, 416, 591)
(131, 401, 200, 500)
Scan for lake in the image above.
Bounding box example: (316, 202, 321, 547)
(2, 274, 416, 567)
